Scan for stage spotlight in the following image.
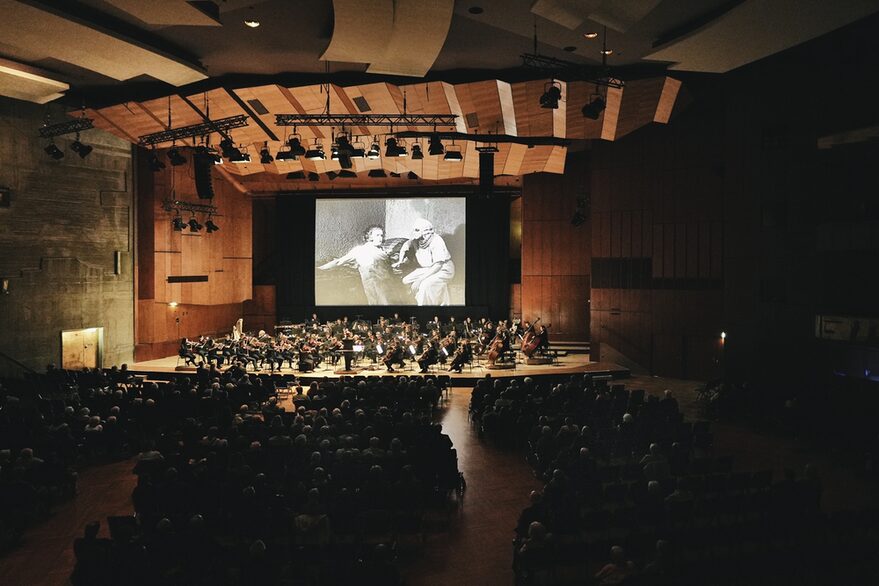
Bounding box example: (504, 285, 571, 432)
(330, 145, 339, 161)
(339, 170, 357, 178)
(384, 137, 407, 157)
(44, 142, 64, 160)
(368, 169, 387, 178)
(205, 218, 219, 233)
(411, 144, 424, 160)
(288, 137, 306, 157)
(168, 147, 187, 166)
(443, 148, 463, 162)
(428, 135, 444, 155)
(149, 151, 166, 172)
(276, 149, 296, 161)
(539, 81, 562, 109)
(188, 217, 202, 232)
(259, 143, 274, 164)
(308, 172, 320, 181)
(304, 143, 325, 160)
(581, 96, 606, 119)
(70, 135, 93, 159)
(171, 216, 186, 231)
(230, 150, 251, 164)
(366, 141, 381, 159)
(286, 171, 306, 179)
(326, 171, 338, 180)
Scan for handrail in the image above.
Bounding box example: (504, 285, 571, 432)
(0, 350, 38, 374)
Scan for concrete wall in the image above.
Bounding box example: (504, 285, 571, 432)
(0, 98, 134, 374)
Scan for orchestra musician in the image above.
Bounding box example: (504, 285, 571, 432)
(448, 338, 472, 373)
(417, 340, 439, 373)
(383, 341, 406, 373)
(179, 338, 198, 366)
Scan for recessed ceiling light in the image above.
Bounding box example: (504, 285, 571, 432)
(601, 48, 613, 55)
(468, 6, 483, 14)
(563, 46, 577, 52)
(244, 20, 260, 28)
(584, 32, 599, 39)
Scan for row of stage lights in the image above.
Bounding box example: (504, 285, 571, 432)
(147, 133, 464, 173)
(43, 133, 94, 160)
(171, 213, 219, 233)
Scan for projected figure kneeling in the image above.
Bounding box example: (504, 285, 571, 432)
(318, 226, 396, 305)
(394, 219, 455, 306)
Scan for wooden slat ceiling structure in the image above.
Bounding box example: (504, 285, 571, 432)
(82, 75, 683, 186)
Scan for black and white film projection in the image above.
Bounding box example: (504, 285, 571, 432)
(315, 198, 466, 306)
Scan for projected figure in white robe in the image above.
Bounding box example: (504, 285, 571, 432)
(318, 226, 397, 305)
(393, 218, 455, 306)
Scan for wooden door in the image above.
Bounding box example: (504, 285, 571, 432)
(61, 328, 102, 369)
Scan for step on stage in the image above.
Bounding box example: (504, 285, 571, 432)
(128, 352, 629, 385)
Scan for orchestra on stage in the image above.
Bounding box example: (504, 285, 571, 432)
(178, 314, 551, 374)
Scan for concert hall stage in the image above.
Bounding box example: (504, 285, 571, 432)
(128, 352, 629, 386)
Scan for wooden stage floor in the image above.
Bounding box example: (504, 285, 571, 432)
(129, 352, 629, 384)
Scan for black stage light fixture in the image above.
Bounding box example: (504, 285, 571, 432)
(205, 218, 219, 233)
(581, 96, 606, 119)
(288, 137, 306, 157)
(168, 146, 187, 166)
(172, 216, 186, 231)
(408, 171, 419, 180)
(366, 141, 381, 159)
(443, 147, 463, 162)
(428, 134, 444, 155)
(339, 170, 357, 178)
(330, 144, 339, 160)
(44, 142, 64, 160)
(385, 137, 407, 157)
(304, 142, 325, 160)
(411, 143, 424, 160)
(230, 150, 251, 163)
(259, 142, 274, 164)
(188, 217, 203, 232)
(70, 134, 93, 158)
(539, 81, 562, 109)
(368, 169, 387, 178)
(276, 149, 296, 161)
(307, 172, 320, 181)
(286, 171, 306, 179)
(326, 171, 338, 180)
(149, 151, 166, 172)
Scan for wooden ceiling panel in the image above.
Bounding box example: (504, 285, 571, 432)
(234, 84, 323, 141)
(185, 88, 271, 146)
(92, 102, 170, 147)
(453, 80, 517, 135)
(138, 95, 203, 147)
(342, 82, 403, 137)
(614, 77, 668, 139)
(502, 143, 529, 176)
(320, 0, 394, 64)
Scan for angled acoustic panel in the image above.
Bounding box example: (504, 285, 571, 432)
(0, 57, 68, 103)
(323, 0, 454, 77)
(366, 0, 455, 77)
(0, 0, 207, 86)
(103, 0, 223, 26)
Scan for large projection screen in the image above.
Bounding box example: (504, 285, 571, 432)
(315, 197, 466, 306)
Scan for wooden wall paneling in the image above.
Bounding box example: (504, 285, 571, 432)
(655, 77, 682, 124)
(631, 209, 642, 257)
(686, 221, 699, 277)
(664, 224, 675, 279)
(453, 80, 517, 135)
(710, 221, 723, 279)
(653, 223, 664, 277)
(674, 222, 686, 278)
(543, 145, 567, 174)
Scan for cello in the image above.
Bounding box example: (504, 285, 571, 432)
(521, 318, 542, 358)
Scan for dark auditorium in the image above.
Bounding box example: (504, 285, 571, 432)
(2, 1, 879, 584)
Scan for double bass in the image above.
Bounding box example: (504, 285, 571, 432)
(521, 318, 542, 358)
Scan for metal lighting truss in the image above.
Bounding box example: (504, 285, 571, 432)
(39, 117, 95, 138)
(520, 53, 625, 89)
(138, 114, 250, 146)
(162, 198, 219, 216)
(274, 113, 459, 127)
